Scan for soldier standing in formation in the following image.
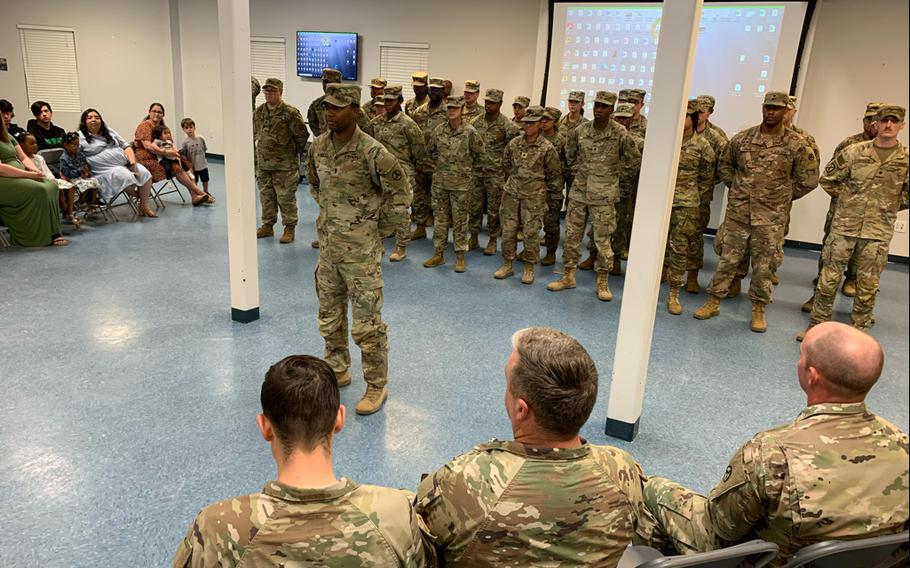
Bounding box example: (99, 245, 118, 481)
(371, 84, 427, 263)
(467, 88, 521, 255)
(405, 72, 429, 118)
(305, 83, 410, 415)
(511, 96, 530, 128)
(361, 76, 387, 118)
(306, 68, 343, 138)
(493, 106, 562, 285)
(254, 78, 309, 244)
(799, 105, 908, 341)
(627, 88, 649, 137)
(548, 91, 641, 301)
(694, 91, 818, 332)
(557, 90, 588, 138)
(461, 80, 483, 122)
(410, 77, 448, 241)
(250, 76, 260, 111)
(423, 95, 486, 273)
(539, 106, 568, 266)
(642, 322, 909, 561)
(610, 101, 645, 275)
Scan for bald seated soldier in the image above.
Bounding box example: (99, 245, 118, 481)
(416, 327, 650, 567)
(173, 355, 433, 567)
(362, 76, 388, 118)
(642, 322, 909, 562)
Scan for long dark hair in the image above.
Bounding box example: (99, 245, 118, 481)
(0, 117, 8, 144)
(79, 108, 113, 145)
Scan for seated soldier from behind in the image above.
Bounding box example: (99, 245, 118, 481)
(173, 355, 433, 567)
(416, 327, 649, 567)
(643, 322, 909, 562)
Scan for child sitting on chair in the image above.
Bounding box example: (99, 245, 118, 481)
(59, 132, 101, 217)
(18, 131, 84, 226)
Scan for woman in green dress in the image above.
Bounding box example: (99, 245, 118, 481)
(0, 120, 67, 246)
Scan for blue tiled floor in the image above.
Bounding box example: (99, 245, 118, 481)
(1, 162, 907, 566)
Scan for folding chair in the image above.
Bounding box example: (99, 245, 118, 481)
(97, 188, 139, 222)
(0, 222, 11, 247)
(618, 540, 779, 568)
(37, 148, 64, 177)
(151, 178, 185, 208)
(779, 531, 909, 568)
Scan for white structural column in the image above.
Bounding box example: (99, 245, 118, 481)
(606, 0, 703, 440)
(217, 0, 260, 323)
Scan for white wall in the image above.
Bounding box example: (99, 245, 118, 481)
(0, 0, 177, 144)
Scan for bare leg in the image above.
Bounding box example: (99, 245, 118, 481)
(174, 169, 206, 198)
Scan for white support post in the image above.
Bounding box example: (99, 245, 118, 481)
(606, 0, 704, 440)
(217, 0, 260, 323)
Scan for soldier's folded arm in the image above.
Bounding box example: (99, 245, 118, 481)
(376, 149, 411, 233)
(717, 137, 737, 188)
(566, 129, 580, 172)
(305, 144, 320, 198)
(545, 145, 564, 193)
(706, 439, 776, 544)
(792, 142, 820, 200)
(620, 131, 642, 184)
(900, 174, 909, 210)
(470, 129, 488, 169)
(819, 150, 851, 199)
(698, 143, 716, 196)
(408, 124, 428, 167)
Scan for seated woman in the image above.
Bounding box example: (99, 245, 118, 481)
(0, 119, 68, 246)
(134, 103, 212, 206)
(78, 108, 157, 218)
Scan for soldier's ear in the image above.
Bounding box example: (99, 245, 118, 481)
(334, 405, 346, 434)
(257, 413, 273, 441)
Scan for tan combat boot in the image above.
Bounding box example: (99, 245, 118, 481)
(423, 250, 445, 267)
(494, 260, 514, 279)
(686, 269, 700, 294)
(335, 369, 352, 387)
(667, 287, 682, 315)
(750, 301, 767, 333)
(355, 385, 388, 415)
(611, 256, 622, 275)
(279, 225, 295, 244)
(547, 267, 577, 291)
(468, 232, 480, 251)
(770, 272, 780, 285)
(693, 295, 722, 320)
(454, 251, 466, 273)
(800, 294, 815, 313)
(389, 245, 407, 262)
(256, 224, 274, 238)
(579, 252, 596, 270)
(483, 237, 497, 256)
(596, 273, 613, 301)
(726, 277, 742, 298)
(311, 239, 320, 249)
(795, 324, 814, 342)
(541, 247, 556, 266)
(410, 224, 427, 240)
(521, 262, 534, 285)
(842, 277, 857, 297)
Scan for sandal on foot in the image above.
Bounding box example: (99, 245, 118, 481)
(52, 237, 70, 246)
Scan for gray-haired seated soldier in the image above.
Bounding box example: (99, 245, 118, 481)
(642, 322, 909, 562)
(173, 355, 433, 567)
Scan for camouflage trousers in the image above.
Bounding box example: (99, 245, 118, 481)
(666, 207, 701, 288)
(468, 171, 505, 236)
(810, 234, 889, 330)
(562, 198, 617, 273)
(642, 477, 718, 556)
(315, 258, 388, 388)
(687, 189, 714, 271)
(412, 171, 432, 226)
(728, 207, 793, 280)
(707, 219, 784, 304)
(395, 176, 415, 248)
(543, 190, 564, 250)
(815, 198, 856, 283)
(501, 192, 546, 263)
(257, 169, 299, 226)
(432, 186, 470, 253)
(612, 187, 637, 258)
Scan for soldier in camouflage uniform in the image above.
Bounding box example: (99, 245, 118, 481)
(540, 106, 568, 266)
(642, 322, 909, 563)
(511, 95, 530, 128)
(548, 91, 641, 301)
(628, 88, 649, 138)
(610, 102, 646, 276)
(461, 80, 483, 122)
(250, 76, 260, 111)
(694, 91, 818, 333)
(307, 68, 343, 138)
(405, 72, 428, 118)
(468, 88, 521, 255)
(372, 84, 427, 263)
(409, 77, 448, 240)
(416, 327, 651, 567)
(305, 84, 410, 415)
(423, 95, 486, 273)
(685, 95, 728, 293)
(664, 100, 716, 315)
(802, 101, 882, 312)
(557, 90, 588, 138)
(254, 78, 309, 244)
(362, 76, 387, 118)
(494, 106, 562, 285)
(799, 105, 908, 340)
(173, 355, 432, 567)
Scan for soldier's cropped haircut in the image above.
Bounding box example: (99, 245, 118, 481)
(261, 355, 340, 455)
(806, 324, 884, 397)
(509, 328, 598, 437)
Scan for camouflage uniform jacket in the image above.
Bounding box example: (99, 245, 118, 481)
(620, 130, 646, 198)
(416, 439, 649, 567)
(463, 103, 484, 123)
(717, 125, 819, 226)
(254, 100, 309, 171)
(706, 403, 909, 557)
(469, 112, 521, 174)
(543, 131, 570, 191)
(707, 120, 727, 140)
(557, 113, 588, 137)
(673, 132, 716, 208)
(427, 121, 486, 192)
(371, 111, 427, 178)
(412, 102, 448, 173)
(698, 124, 728, 186)
(629, 113, 648, 138)
(833, 131, 872, 158)
(820, 140, 909, 241)
(306, 127, 410, 263)
(307, 95, 327, 137)
(790, 125, 821, 162)
(567, 120, 642, 206)
(173, 478, 432, 567)
(405, 96, 428, 119)
(502, 135, 563, 198)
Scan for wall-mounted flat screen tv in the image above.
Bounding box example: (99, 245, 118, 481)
(296, 31, 358, 81)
